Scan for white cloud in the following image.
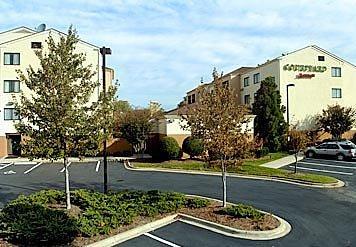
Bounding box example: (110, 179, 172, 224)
(1, 0, 356, 109)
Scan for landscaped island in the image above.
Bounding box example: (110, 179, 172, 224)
(0, 189, 281, 246)
(132, 153, 338, 185)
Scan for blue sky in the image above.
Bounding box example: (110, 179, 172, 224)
(1, 0, 356, 110)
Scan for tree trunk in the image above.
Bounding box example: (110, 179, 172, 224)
(64, 156, 71, 210)
(221, 159, 227, 207)
(294, 152, 298, 174)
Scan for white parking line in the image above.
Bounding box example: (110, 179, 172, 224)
(14, 161, 37, 166)
(95, 160, 100, 172)
(0, 162, 14, 170)
(305, 158, 356, 165)
(143, 233, 181, 247)
(299, 161, 356, 170)
(289, 165, 353, 176)
(60, 162, 72, 173)
(24, 162, 43, 174)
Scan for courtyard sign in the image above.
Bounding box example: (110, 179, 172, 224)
(283, 64, 327, 73)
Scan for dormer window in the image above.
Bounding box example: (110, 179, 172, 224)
(31, 42, 42, 49)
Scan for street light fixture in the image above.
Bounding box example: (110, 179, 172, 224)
(286, 83, 295, 128)
(100, 46, 112, 194)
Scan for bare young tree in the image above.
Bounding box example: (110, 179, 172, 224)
(289, 128, 309, 173)
(181, 69, 253, 207)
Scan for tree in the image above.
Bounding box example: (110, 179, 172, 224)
(317, 104, 356, 139)
(115, 105, 163, 155)
(252, 77, 287, 152)
(15, 27, 115, 209)
(114, 100, 132, 114)
(289, 128, 309, 173)
(181, 69, 253, 207)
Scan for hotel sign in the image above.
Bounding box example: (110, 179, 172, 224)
(283, 64, 327, 73)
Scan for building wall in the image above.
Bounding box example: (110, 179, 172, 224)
(278, 47, 356, 127)
(240, 60, 280, 105)
(0, 28, 104, 157)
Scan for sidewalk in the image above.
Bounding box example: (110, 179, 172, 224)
(0, 156, 132, 164)
(261, 154, 304, 169)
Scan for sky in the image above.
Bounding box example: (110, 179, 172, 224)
(1, 0, 356, 110)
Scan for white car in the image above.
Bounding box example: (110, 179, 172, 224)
(305, 141, 356, 161)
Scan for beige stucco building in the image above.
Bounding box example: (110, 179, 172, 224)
(180, 45, 356, 134)
(0, 26, 113, 157)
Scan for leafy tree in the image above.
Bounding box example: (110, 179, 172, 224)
(15, 27, 116, 209)
(115, 105, 163, 155)
(252, 77, 287, 152)
(289, 128, 309, 173)
(114, 100, 132, 114)
(317, 104, 356, 139)
(182, 69, 253, 207)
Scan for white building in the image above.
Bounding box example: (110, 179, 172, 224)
(240, 45, 356, 129)
(0, 26, 112, 157)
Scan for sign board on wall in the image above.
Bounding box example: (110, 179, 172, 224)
(283, 64, 327, 73)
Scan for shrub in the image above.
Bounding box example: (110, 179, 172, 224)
(155, 137, 182, 160)
(0, 202, 77, 245)
(182, 137, 204, 158)
(255, 147, 269, 158)
(185, 198, 210, 208)
(218, 204, 264, 220)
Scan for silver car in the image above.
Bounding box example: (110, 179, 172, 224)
(305, 141, 356, 161)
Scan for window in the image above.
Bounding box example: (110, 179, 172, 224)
(340, 144, 355, 150)
(318, 56, 325, 61)
(332, 88, 342, 98)
(316, 144, 328, 149)
(222, 80, 229, 88)
(4, 53, 20, 65)
(31, 42, 42, 49)
(331, 67, 341, 77)
(243, 77, 249, 87)
(191, 94, 196, 103)
(4, 108, 19, 120)
(244, 94, 250, 104)
(4, 80, 20, 93)
(326, 144, 339, 149)
(253, 73, 260, 84)
(188, 95, 192, 104)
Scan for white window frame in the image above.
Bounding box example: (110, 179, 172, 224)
(4, 108, 20, 120)
(331, 67, 341, 77)
(4, 53, 20, 65)
(4, 80, 20, 93)
(332, 88, 342, 98)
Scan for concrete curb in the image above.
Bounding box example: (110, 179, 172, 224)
(86, 214, 178, 247)
(121, 159, 345, 189)
(87, 195, 291, 246)
(182, 195, 291, 240)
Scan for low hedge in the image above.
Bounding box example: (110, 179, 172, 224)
(182, 137, 204, 158)
(0, 189, 209, 245)
(218, 204, 264, 220)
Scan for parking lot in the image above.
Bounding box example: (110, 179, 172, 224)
(283, 157, 356, 179)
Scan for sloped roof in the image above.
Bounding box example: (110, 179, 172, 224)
(0, 26, 99, 49)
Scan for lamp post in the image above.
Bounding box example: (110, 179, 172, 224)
(286, 83, 295, 128)
(100, 46, 111, 194)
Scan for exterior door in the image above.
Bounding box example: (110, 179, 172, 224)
(6, 134, 21, 156)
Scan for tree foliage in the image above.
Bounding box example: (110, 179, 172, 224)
(317, 104, 356, 139)
(15, 27, 116, 209)
(289, 128, 309, 173)
(252, 77, 287, 152)
(181, 69, 253, 207)
(115, 104, 163, 154)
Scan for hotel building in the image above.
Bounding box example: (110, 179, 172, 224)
(0, 26, 113, 157)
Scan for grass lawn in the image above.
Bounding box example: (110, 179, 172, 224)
(133, 153, 338, 184)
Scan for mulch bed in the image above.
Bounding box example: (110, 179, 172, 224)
(179, 201, 280, 231)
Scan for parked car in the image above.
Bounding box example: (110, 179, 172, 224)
(305, 141, 356, 161)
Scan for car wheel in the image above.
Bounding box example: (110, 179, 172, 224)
(336, 153, 345, 161)
(306, 151, 315, 158)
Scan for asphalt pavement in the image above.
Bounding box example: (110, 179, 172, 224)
(0, 158, 355, 246)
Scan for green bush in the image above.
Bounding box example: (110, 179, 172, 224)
(185, 198, 210, 208)
(0, 202, 77, 245)
(0, 189, 210, 244)
(255, 147, 269, 158)
(156, 137, 182, 160)
(182, 137, 204, 158)
(218, 204, 264, 220)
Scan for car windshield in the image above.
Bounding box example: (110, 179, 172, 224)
(340, 144, 356, 150)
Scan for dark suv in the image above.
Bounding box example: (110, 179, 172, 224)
(305, 141, 356, 161)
